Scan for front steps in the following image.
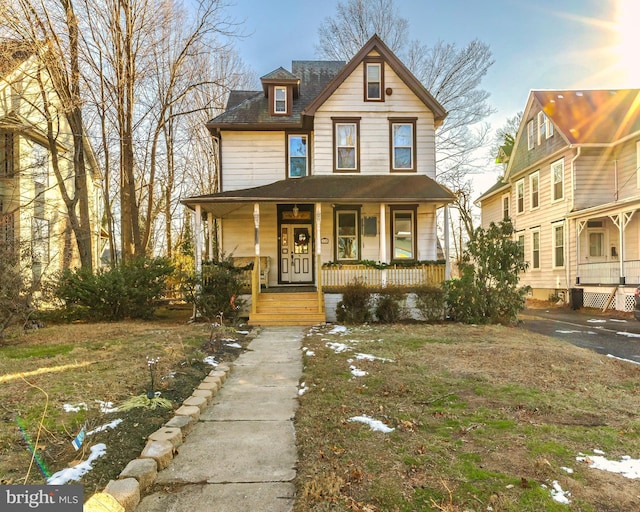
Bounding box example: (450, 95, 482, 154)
(248, 291, 326, 326)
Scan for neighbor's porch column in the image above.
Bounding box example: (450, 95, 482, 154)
(379, 203, 387, 288)
(194, 204, 202, 276)
(316, 203, 323, 312)
(207, 214, 214, 261)
(444, 205, 451, 280)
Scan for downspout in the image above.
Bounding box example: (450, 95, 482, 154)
(570, 146, 581, 291)
(194, 204, 203, 319)
(444, 205, 451, 280)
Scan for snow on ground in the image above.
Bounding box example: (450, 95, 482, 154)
(225, 342, 242, 349)
(328, 325, 348, 335)
(549, 480, 571, 504)
(298, 382, 308, 396)
(47, 443, 107, 485)
(587, 319, 607, 323)
(355, 352, 394, 362)
(203, 356, 218, 366)
(577, 451, 640, 479)
(348, 415, 394, 433)
(86, 419, 123, 436)
(349, 366, 367, 377)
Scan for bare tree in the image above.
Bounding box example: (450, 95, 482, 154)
(317, 0, 495, 236)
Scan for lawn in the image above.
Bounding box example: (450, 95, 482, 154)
(0, 306, 252, 496)
(294, 323, 640, 512)
(2, 313, 640, 511)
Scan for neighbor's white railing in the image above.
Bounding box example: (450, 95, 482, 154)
(322, 264, 445, 289)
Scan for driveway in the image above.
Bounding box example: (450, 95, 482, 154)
(519, 306, 640, 364)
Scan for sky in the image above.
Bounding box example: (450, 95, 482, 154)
(223, 0, 640, 190)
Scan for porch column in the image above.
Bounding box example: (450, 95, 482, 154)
(207, 214, 214, 261)
(194, 204, 203, 320)
(252, 204, 260, 314)
(379, 203, 387, 288)
(444, 205, 451, 280)
(316, 203, 323, 312)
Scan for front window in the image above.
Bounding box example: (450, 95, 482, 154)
(288, 134, 308, 178)
(553, 223, 565, 268)
(336, 209, 359, 260)
(516, 179, 524, 214)
(274, 86, 287, 114)
(334, 119, 359, 171)
(551, 158, 564, 201)
(532, 230, 540, 269)
(390, 120, 415, 170)
(392, 209, 415, 260)
(530, 171, 539, 209)
(527, 120, 534, 150)
(365, 62, 382, 101)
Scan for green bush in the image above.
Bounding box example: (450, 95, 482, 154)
(336, 280, 372, 324)
(444, 220, 529, 325)
(374, 286, 406, 323)
(0, 241, 33, 339)
(54, 257, 174, 321)
(413, 285, 445, 322)
(183, 257, 245, 323)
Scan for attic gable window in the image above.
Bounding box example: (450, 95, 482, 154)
(537, 112, 553, 144)
(364, 60, 384, 101)
(527, 120, 535, 150)
(272, 85, 288, 115)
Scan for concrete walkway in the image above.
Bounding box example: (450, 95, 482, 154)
(136, 326, 306, 512)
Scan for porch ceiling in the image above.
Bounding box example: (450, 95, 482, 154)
(181, 175, 455, 217)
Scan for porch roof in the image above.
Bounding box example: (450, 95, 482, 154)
(182, 175, 455, 217)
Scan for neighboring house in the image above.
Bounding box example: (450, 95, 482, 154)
(182, 35, 454, 325)
(477, 89, 640, 312)
(0, 41, 102, 287)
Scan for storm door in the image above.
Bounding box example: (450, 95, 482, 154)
(280, 223, 313, 283)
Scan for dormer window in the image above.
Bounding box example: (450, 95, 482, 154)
(364, 60, 384, 101)
(274, 86, 287, 114)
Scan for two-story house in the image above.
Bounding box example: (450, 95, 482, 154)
(182, 35, 454, 325)
(477, 89, 640, 312)
(0, 41, 102, 287)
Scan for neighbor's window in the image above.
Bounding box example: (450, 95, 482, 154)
(365, 62, 382, 101)
(530, 171, 539, 209)
(502, 194, 510, 220)
(517, 233, 525, 263)
(334, 119, 359, 171)
(516, 179, 524, 214)
(551, 158, 564, 201)
(274, 86, 287, 114)
(336, 209, 359, 260)
(0, 131, 14, 177)
(392, 209, 415, 260)
(532, 230, 540, 269)
(636, 141, 640, 188)
(589, 232, 604, 257)
(390, 120, 415, 171)
(288, 134, 308, 178)
(527, 120, 535, 150)
(553, 223, 565, 268)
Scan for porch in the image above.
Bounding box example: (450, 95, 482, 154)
(576, 260, 640, 286)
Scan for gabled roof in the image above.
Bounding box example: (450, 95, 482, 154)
(534, 89, 640, 144)
(475, 177, 509, 204)
(182, 175, 454, 217)
(303, 35, 447, 127)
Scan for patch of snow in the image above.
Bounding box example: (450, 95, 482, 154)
(577, 453, 640, 479)
(63, 403, 87, 413)
(348, 415, 394, 433)
(355, 353, 394, 363)
(326, 342, 351, 353)
(236, 330, 249, 335)
(561, 466, 574, 474)
(550, 480, 571, 504)
(305, 350, 315, 356)
(87, 419, 123, 436)
(587, 319, 606, 323)
(203, 356, 218, 366)
(225, 342, 242, 349)
(47, 443, 107, 485)
(298, 382, 308, 396)
(350, 366, 367, 377)
(609, 318, 627, 323)
(96, 400, 118, 414)
(328, 325, 347, 335)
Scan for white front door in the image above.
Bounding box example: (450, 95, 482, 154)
(280, 224, 313, 283)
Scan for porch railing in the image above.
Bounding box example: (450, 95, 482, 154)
(577, 260, 640, 285)
(321, 263, 446, 289)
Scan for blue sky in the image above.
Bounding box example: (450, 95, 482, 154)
(224, 0, 639, 183)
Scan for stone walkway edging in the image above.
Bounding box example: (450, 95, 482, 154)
(83, 362, 233, 512)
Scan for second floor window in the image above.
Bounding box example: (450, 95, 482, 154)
(334, 119, 359, 171)
(274, 86, 287, 114)
(502, 194, 510, 220)
(390, 120, 415, 171)
(288, 135, 308, 178)
(551, 158, 564, 201)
